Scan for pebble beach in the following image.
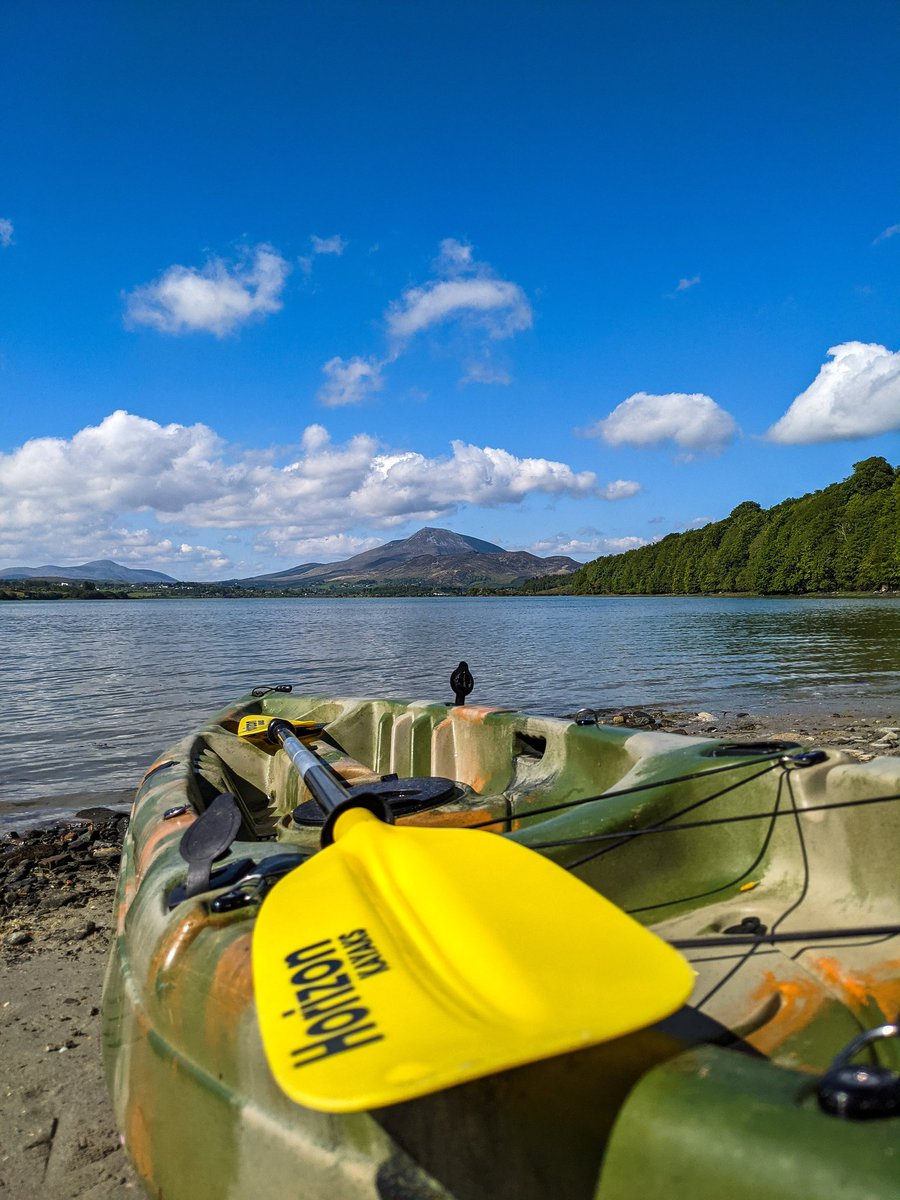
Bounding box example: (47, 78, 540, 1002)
(2, 707, 898, 1200)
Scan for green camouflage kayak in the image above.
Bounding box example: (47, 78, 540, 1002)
(102, 687, 900, 1199)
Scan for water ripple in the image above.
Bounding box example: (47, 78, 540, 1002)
(1, 596, 897, 811)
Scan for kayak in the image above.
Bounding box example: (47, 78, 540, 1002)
(102, 685, 900, 1199)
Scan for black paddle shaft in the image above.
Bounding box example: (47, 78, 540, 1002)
(267, 720, 393, 846)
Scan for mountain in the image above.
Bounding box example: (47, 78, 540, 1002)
(240, 526, 579, 589)
(570, 457, 899, 596)
(0, 559, 178, 584)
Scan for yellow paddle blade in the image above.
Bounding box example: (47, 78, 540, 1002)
(237, 715, 324, 747)
(252, 809, 694, 1112)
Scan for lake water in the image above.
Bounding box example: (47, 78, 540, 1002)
(1, 596, 898, 826)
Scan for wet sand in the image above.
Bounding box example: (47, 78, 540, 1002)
(1, 708, 898, 1199)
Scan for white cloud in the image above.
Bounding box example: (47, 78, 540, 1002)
(586, 392, 739, 454)
(318, 355, 384, 407)
(317, 237, 532, 403)
(873, 223, 900, 245)
(386, 238, 532, 343)
(674, 274, 701, 292)
(766, 342, 900, 444)
(528, 530, 649, 560)
(388, 277, 532, 342)
(460, 358, 512, 386)
(0, 412, 626, 570)
(256, 531, 381, 563)
(124, 244, 289, 337)
(310, 234, 347, 256)
(435, 237, 475, 272)
(599, 479, 642, 500)
(299, 234, 348, 274)
(0, 218, 13, 247)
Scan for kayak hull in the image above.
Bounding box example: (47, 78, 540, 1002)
(102, 692, 900, 1199)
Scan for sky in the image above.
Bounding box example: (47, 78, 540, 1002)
(1, 0, 899, 580)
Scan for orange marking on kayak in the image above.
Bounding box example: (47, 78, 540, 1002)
(455, 705, 509, 723)
(116, 887, 133, 935)
(745, 970, 827, 1056)
(149, 910, 208, 1031)
(400, 807, 509, 830)
(808, 954, 900, 1022)
(125, 1101, 156, 1193)
(206, 931, 254, 1059)
(135, 814, 192, 880)
(139, 757, 174, 786)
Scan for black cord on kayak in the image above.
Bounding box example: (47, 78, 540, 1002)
(673, 925, 900, 950)
(466, 753, 791, 831)
(625, 770, 789, 918)
(524, 790, 900, 851)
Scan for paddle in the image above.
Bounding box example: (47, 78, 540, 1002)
(249, 718, 694, 1113)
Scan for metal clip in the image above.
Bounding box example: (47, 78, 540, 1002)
(208, 852, 309, 914)
(817, 1023, 900, 1119)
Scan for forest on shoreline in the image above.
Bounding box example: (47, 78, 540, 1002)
(529, 456, 899, 597)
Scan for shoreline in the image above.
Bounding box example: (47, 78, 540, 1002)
(2, 710, 898, 1199)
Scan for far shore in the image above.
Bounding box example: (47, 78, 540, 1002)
(2, 586, 899, 602)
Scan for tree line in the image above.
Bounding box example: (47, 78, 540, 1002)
(565, 457, 899, 596)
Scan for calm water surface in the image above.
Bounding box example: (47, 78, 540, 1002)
(1, 596, 898, 824)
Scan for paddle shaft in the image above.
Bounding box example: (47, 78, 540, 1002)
(267, 719, 392, 843)
(268, 719, 348, 814)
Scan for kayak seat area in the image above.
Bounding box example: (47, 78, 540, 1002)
(191, 731, 279, 840)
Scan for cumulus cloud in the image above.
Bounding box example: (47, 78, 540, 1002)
(585, 392, 739, 455)
(318, 356, 384, 407)
(388, 277, 532, 342)
(316, 237, 532, 404)
(0, 218, 13, 247)
(0, 411, 631, 569)
(386, 238, 532, 343)
(766, 342, 900, 444)
(124, 244, 289, 337)
(599, 479, 641, 500)
(256, 531, 381, 562)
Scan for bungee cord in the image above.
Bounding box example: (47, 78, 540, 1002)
(467, 752, 792, 831)
(491, 748, 900, 1006)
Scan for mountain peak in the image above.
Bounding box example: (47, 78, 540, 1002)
(399, 527, 506, 556)
(241, 526, 578, 588)
(0, 560, 178, 584)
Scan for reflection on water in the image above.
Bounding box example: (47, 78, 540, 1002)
(1, 596, 898, 816)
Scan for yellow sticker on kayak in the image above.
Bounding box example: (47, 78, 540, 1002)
(237, 716, 324, 745)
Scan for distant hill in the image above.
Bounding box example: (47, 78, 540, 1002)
(239, 526, 579, 590)
(0, 559, 178, 584)
(570, 457, 899, 596)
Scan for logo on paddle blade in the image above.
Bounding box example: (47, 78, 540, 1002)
(282, 932, 389, 1068)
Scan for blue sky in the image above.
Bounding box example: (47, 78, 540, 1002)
(1, 0, 899, 579)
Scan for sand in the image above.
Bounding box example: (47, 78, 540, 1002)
(1, 707, 897, 1199)
(1, 853, 139, 1198)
